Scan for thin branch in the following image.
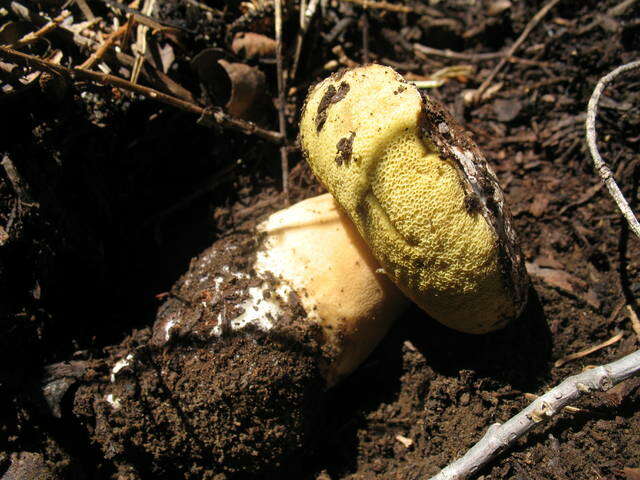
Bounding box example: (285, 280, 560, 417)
(11, 10, 72, 48)
(414, 44, 504, 61)
(626, 305, 640, 341)
(586, 60, 640, 239)
(291, 0, 320, 79)
(338, 0, 413, 13)
(554, 332, 624, 368)
(428, 350, 640, 480)
(274, 0, 290, 199)
(472, 0, 561, 103)
(0, 46, 284, 144)
(78, 23, 128, 70)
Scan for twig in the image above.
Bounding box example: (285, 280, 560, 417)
(586, 60, 640, 239)
(554, 332, 624, 368)
(578, 0, 639, 35)
(78, 24, 128, 70)
(75, 0, 96, 20)
(274, 0, 289, 199)
(414, 44, 504, 61)
(428, 349, 640, 480)
(361, 10, 370, 64)
(291, 0, 320, 79)
(11, 10, 72, 48)
(626, 305, 640, 341)
(0, 46, 284, 144)
(339, 0, 413, 13)
(472, 0, 561, 103)
(131, 0, 156, 83)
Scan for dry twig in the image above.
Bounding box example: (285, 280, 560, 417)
(414, 44, 504, 62)
(0, 46, 284, 144)
(78, 23, 128, 70)
(554, 332, 624, 368)
(291, 0, 320, 79)
(428, 350, 640, 480)
(338, 0, 412, 13)
(627, 305, 640, 341)
(472, 0, 561, 103)
(274, 0, 289, 199)
(11, 10, 72, 47)
(586, 60, 640, 239)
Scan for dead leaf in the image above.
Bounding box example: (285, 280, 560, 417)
(493, 98, 522, 122)
(157, 42, 175, 74)
(231, 32, 277, 60)
(218, 59, 266, 119)
(191, 48, 267, 120)
(526, 262, 600, 309)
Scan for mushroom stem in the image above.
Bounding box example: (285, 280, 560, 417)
(255, 193, 408, 385)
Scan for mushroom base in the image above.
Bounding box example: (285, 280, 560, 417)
(72, 231, 327, 479)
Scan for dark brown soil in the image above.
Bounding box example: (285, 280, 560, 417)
(2, 0, 640, 479)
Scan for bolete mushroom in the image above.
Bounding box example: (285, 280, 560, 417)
(151, 192, 408, 387)
(299, 64, 529, 333)
(83, 65, 529, 477)
(87, 193, 408, 476)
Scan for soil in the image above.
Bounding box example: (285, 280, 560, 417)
(1, 0, 640, 479)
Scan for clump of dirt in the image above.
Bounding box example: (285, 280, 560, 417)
(72, 228, 327, 479)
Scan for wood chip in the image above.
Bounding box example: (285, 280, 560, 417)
(395, 435, 413, 448)
(526, 262, 601, 309)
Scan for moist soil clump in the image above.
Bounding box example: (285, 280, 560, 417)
(73, 231, 327, 479)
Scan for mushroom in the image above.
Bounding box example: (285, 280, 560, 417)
(151, 192, 408, 386)
(88, 193, 407, 476)
(299, 64, 529, 333)
(84, 65, 529, 477)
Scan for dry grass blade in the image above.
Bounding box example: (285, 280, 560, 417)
(78, 23, 128, 70)
(554, 332, 624, 368)
(627, 306, 640, 341)
(414, 44, 504, 61)
(339, 0, 413, 13)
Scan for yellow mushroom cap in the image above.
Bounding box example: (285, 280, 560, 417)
(299, 65, 528, 334)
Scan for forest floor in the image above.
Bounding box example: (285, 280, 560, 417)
(1, 0, 640, 479)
